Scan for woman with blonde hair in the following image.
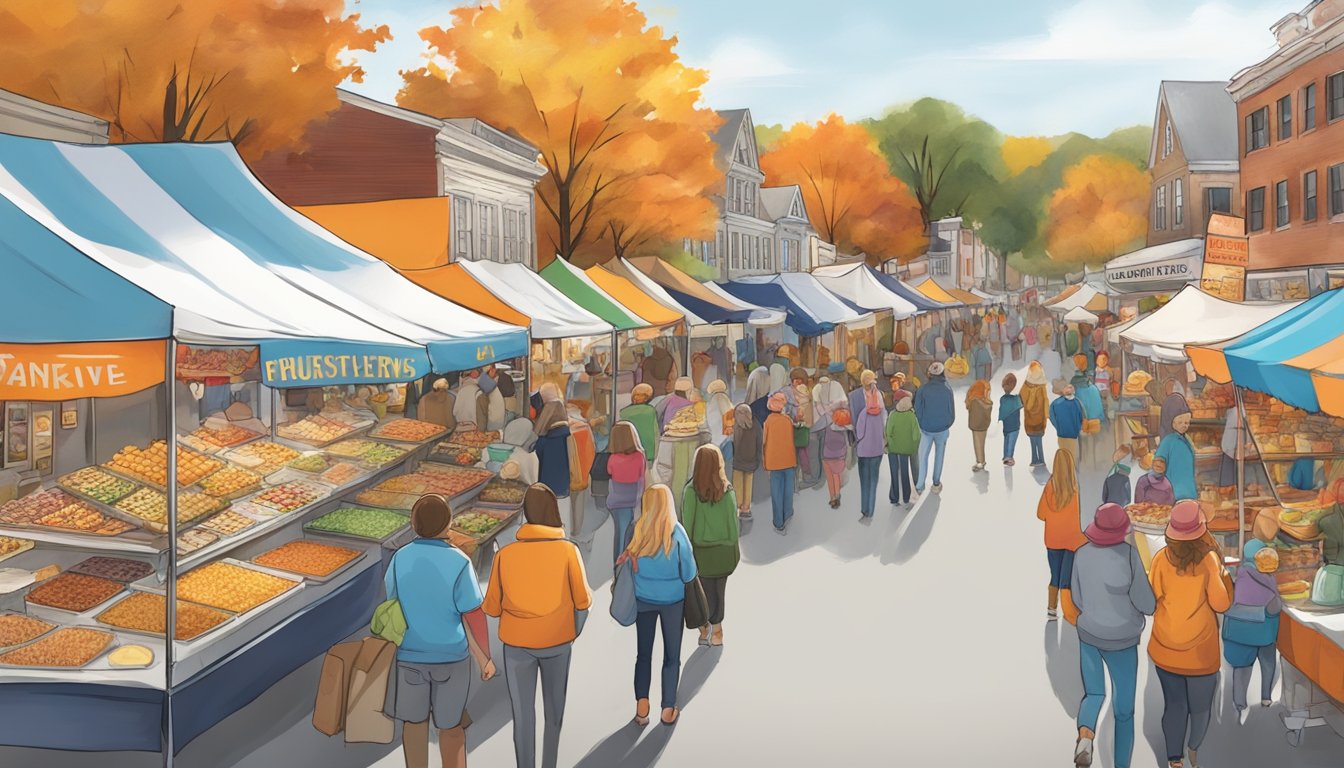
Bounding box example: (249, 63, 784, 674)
(621, 484, 697, 727)
(682, 444, 740, 647)
(965, 379, 993, 472)
(1037, 448, 1086, 620)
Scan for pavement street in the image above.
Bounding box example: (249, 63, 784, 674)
(5, 353, 1342, 768)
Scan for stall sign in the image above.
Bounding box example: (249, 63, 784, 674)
(0, 341, 165, 400)
(1104, 253, 1199, 292)
(1201, 214, 1248, 301)
(259, 343, 426, 388)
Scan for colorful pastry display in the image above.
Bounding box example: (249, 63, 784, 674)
(277, 415, 356, 446)
(253, 541, 361, 578)
(57, 468, 137, 505)
(199, 510, 258, 537)
(188, 424, 263, 450)
(114, 488, 224, 531)
(0, 614, 55, 648)
(247, 481, 326, 515)
(26, 573, 123, 613)
(359, 443, 409, 469)
(175, 562, 300, 614)
(0, 627, 114, 668)
(95, 592, 231, 641)
(176, 529, 219, 556)
(287, 453, 335, 474)
(477, 477, 528, 506)
(305, 507, 409, 542)
(225, 441, 301, 474)
(451, 510, 506, 537)
(446, 430, 501, 448)
(319, 462, 362, 486)
(67, 557, 155, 584)
(0, 536, 33, 562)
(104, 441, 223, 488)
(354, 466, 492, 509)
(324, 439, 379, 459)
(368, 418, 446, 443)
(0, 490, 136, 536)
(197, 466, 263, 499)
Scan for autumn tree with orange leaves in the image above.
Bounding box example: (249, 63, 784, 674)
(1045, 154, 1149, 267)
(399, 0, 721, 267)
(0, 1, 387, 159)
(759, 115, 924, 266)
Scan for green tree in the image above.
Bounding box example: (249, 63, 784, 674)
(754, 122, 786, 154)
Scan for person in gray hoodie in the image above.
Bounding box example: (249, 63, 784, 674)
(1069, 503, 1156, 768)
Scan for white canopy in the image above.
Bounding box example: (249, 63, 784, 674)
(1063, 307, 1100, 324)
(608, 258, 708, 325)
(458, 259, 613, 339)
(1105, 316, 1141, 345)
(810, 263, 918, 320)
(1048, 283, 1106, 314)
(734, 272, 875, 330)
(1120, 285, 1300, 364)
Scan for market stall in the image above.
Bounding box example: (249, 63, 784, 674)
(0, 134, 529, 759)
(868, 269, 946, 378)
(720, 272, 874, 372)
(1185, 286, 1344, 745)
(811, 263, 919, 371)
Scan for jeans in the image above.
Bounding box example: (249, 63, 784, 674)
(609, 507, 634, 564)
(503, 643, 572, 768)
(1046, 548, 1075, 589)
(1028, 433, 1045, 465)
(1155, 667, 1217, 762)
(1003, 430, 1019, 460)
(1078, 642, 1137, 768)
(769, 469, 795, 529)
(857, 456, 882, 517)
(634, 600, 685, 709)
(915, 429, 949, 490)
(888, 453, 912, 504)
(700, 575, 728, 625)
(1232, 645, 1278, 710)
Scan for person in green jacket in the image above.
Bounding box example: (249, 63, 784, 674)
(620, 383, 659, 467)
(682, 444, 741, 647)
(885, 390, 921, 508)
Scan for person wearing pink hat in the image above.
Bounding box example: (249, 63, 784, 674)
(1148, 500, 1233, 768)
(1068, 504, 1155, 768)
(761, 392, 797, 532)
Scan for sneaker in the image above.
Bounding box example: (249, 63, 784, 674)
(932, 483, 943, 494)
(904, 500, 914, 510)
(1238, 706, 1249, 726)
(1261, 699, 1273, 708)
(1047, 609, 1058, 621)
(1074, 737, 1094, 767)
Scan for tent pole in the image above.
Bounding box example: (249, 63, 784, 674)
(271, 387, 279, 439)
(610, 330, 619, 433)
(163, 339, 178, 768)
(1235, 386, 1246, 562)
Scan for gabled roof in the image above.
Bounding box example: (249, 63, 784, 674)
(759, 185, 805, 222)
(1151, 81, 1238, 166)
(710, 108, 755, 172)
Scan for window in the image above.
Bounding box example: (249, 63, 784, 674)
(1174, 178, 1184, 226)
(1304, 82, 1318, 131)
(1163, 120, 1173, 159)
(1246, 107, 1269, 153)
(715, 232, 724, 266)
(1330, 72, 1344, 121)
(518, 212, 529, 264)
(701, 241, 712, 265)
(745, 184, 755, 217)
(503, 210, 518, 262)
(1247, 187, 1265, 232)
(1206, 187, 1232, 216)
(1278, 95, 1293, 140)
(452, 195, 473, 259)
(780, 239, 790, 272)
(752, 237, 761, 269)
(1154, 185, 1167, 230)
(763, 238, 772, 271)
(730, 232, 740, 269)
(477, 202, 498, 261)
(1305, 170, 1318, 221)
(1276, 180, 1290, 228)
(1331, 163, 1344, 217)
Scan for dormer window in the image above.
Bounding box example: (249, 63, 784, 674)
(789, 196, 803, 218)
(1163, 120, 1173, 159)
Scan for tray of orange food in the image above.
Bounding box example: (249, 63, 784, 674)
(103, 441, 224, 489)
(367, 418, 449, 445)
(251, 540, 366, 584)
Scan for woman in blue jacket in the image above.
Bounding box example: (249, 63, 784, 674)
(620, 483, 697, 727)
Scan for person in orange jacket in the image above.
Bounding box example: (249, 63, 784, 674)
(762, 392, 797, 533)
(1038, 448, 1086, 621)
(1148, 500, 1233, 768)
(483, 484, 592, 768)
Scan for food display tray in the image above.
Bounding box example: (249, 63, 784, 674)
(97, 492, 226, 537)
(134, 558, 305, 623)
(274, 423, 372, 450)
(249, 542, 368, 585)
(303, 508, 412, 547)
(92, 587, 237, 645)
(0, 538, 35, 566)
(25, 581, 127, 620)
(366, 420, 450, 445)
(99, 444, 225, 493)
(55, 471, 143, 509)
(0, 625, 119, 671)
(0, 610, 58, 652)
(452, 507, 520, 549)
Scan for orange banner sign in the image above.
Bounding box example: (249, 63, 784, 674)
(0, 341, 166, 401)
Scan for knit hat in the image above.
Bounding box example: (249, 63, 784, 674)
(706, 379, 727, 396)
(894, 395, 913, 412)
(1165, 500, 1207, 541)
(768, 392, 787, 412)
(928, 362, 944, 376)
(1085, 503, 1131, 546)
(631, 382, 654, 404)
(673, 376, 693, 394)
(860, 369, 876, 386)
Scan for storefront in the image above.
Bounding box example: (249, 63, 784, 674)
(1104, 238, 1203, 314)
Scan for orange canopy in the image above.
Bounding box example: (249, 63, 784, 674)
(945, 287, 982, 305)
(910, 279, 960, 305)
(585, 264, 683, 328)
(297, 198, 450, 270)
(398, 264, 531, 328)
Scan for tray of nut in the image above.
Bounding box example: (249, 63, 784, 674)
(94, 590, 234, 643)
(25, 572, 125, 617)
(251, 539, 367, 584)
(0, 626, 118, 669)
(164, 560, 303, 617)
(111, 488, 227, 534)
(56, 467, 139, 507)
(102, 441, 225, 489)
(0, 612, 58, 651)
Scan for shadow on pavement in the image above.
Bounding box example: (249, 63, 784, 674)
(1044, 621, 1082, 721)
(886, 495, 940, 565)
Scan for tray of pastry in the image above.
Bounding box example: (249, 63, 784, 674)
(0, 535, 34, 566)
(196, 465, 265, 501)
(366, 418, 449, 445)
(220, 441, 303, 476)
(102, 441, 225, 489)
(303, 506, 411, 546)
(109, 487, 227, 534)
(275, 415, 368, 448)
(250, 539, 367, 584)
(143, 559, 303, 618)
(66, 556, 156, 584)
(24, 572, 125, 617)
(0, 611, 58, 652)
(93, 590, 234, 643)
(0, 489, 138, 538)
(0, 626, 118, 670)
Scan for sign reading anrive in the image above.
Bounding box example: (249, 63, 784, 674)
(0, 341, 166, 400)
(260, 347, 423, 387)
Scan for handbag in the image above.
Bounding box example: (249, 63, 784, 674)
(609, 555, 638, 627)
(1226, 603, 1267, 623)
(1082, 418, 1101, 435)
(370, 554, 407, 646)
(590, 451, 612, 482)
(793, 424, 810, 448)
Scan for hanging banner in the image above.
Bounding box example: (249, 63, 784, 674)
(1201, 213, 1248, 302)
(258, 341, 428, 388)
(0, 341, 166, 400)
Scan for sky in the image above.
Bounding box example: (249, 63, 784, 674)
(347, 0, 1293, 138)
